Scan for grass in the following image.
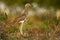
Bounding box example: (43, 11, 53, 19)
(0, 12, 60, 40)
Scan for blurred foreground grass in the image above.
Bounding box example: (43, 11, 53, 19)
(0, 12, 60, 40)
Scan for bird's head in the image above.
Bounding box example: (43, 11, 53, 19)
(25, 3, 31, 8)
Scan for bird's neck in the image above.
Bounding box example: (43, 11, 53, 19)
(23, 7, 28, 16)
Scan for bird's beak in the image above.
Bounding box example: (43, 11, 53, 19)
(29, 4, 31, 7)
(29, 4, 32, 8)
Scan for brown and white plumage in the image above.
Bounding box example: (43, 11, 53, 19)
(19, 3, 31, 37)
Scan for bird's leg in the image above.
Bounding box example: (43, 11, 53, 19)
(19, 20, 24, 36)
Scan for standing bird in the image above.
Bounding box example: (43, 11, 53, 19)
(19, 3, 31, 37)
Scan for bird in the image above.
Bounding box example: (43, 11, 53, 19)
(18, 3, 31, 37)
(0, 3, 31, 37)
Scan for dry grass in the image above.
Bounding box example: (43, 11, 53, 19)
(0, 12, 60, 40)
